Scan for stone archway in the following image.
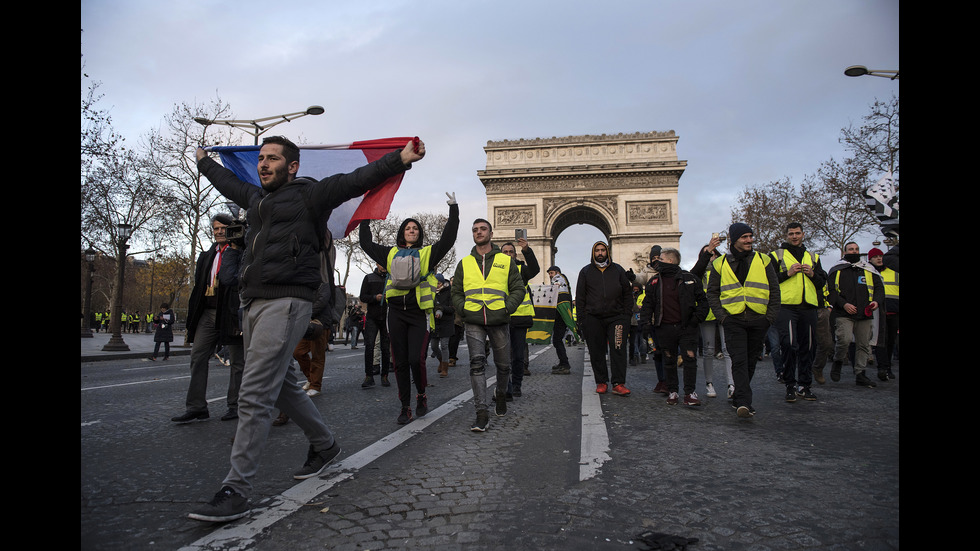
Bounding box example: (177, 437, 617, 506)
(477, 132, 686, 285)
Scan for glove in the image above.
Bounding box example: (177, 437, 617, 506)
(446, 192, 457, 205)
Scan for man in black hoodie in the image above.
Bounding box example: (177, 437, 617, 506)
(770, 223, 827, 403)
(827, 242, 885, 388)
(640, 247, 709, 406)
(576, 241, 634, 396)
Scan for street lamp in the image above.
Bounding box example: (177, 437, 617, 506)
(194, 105, 325, 145)
(844, 65, 899, 80)
(102, 223, 134, 351)
(81, 247, 96, 338)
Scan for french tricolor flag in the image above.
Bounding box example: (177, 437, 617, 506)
(208, 137, 412, 238)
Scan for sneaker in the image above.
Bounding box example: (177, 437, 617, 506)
(727, 384, 735, 399)
(220, 409, 238, 421)
(705, 383, 717, 398)
(361, 376, 375, 388)
(471, 410, 489, 432)
(293, 442, 342, 480)
(736, 405, 755, 418)
(381, 375, 391, 387)
(785, 387, 797, 402)
(611, 384, 631, 396)
(684, 392, 701, 406)
(886, 369, 895, 380)
(512, 385, 522, 397)
(877, 369, 888, 382)
(551, 364, 571, 375)
(776, 374, 785, 384)
(801, 387, 817, 401)
(188, 486, 249, 522)
(306, 389, 321, 397)
(302, 382, 311, 391)
(272, 412, 289, 426)
(714, 351, 724, 359)
(397, 407, 413, 425)
(171, 410, 209, 424)
(653, 381, 669, 395)
(667, 392, 679, 405)
(855, 372, 877, 388)
(494, 389, 507, 416)
(416, 394, 428, 417)
(596, 383, 608, 394)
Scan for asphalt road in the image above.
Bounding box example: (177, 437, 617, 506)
(81, 332, 899, 550)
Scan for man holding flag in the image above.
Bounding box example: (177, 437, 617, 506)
(187, 135, 424, 523)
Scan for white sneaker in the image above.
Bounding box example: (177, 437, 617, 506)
(302, 382, 311, 391)
(705, 383, 717, 398)
(727, 384, 735, 399)
(306, 389, 321, 397)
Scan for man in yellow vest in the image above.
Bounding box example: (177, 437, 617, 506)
(451, 218, 526, 432)
(868, 248, 898, 380)
(706, 223, 781, 418)
(827, 242, 885, 388)
(500, 238, 539, 399)
(770, 222, 827, 403)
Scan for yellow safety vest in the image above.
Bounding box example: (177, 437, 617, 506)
(511, 263, 535, 318)
(461, 253, 512, 313)
(712, 252, 772, 315)
(384, 246, 436, 311)
(880, 267, 899, 301)
(774, 248, 819, 306)
(701, 274, 716, 321)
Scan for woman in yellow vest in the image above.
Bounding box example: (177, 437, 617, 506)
(358, 194, 459, 425)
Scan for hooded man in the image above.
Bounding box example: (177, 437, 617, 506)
(576, 241, 634, 396)
(827, 242, 885, 388)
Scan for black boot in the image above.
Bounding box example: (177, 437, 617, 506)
(830, 361, 842, 382)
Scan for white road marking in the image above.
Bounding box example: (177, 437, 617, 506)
(179, 346, 582, 551)
(579, 351, 611, 481)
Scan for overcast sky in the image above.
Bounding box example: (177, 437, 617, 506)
(81, 0, 899, 289)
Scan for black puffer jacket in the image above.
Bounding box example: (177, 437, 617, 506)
(198, 151, 409, 302)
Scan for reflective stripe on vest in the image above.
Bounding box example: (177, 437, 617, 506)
(701, 273, 716, 321)
(461, 253, 512, 313)
(512, 264, 535, 317)
(880, 267, 899, 300)
(384, 246, 436, 310)
(712, 252, 771, 315)
(774, 248, 819, 306)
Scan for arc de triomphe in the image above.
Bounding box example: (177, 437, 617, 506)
(477, 131, 686, 285)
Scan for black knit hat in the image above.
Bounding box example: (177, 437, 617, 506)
(649, 245, 662, 260)
(728, 223, 753, 242)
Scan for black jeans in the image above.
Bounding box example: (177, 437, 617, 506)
(582, 313, 629, 386)
(362, 316, 390, 376)
(657, 323, 699, 395)
(776, 306, 817, 388)
(721, 315, 770, 408)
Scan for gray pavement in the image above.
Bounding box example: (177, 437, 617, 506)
(81, 334, 899, 550)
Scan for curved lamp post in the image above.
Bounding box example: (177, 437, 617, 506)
(102, 223, 134, 351)
(844, 65, 899, 80)
(194, 105, 325, 145)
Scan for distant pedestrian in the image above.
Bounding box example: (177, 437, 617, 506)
(150, 303, 176, 361)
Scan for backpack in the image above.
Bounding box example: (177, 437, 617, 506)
(388, 248, 422, 290)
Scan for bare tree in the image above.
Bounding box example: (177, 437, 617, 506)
(140, 96, 241, 275)
(840, 94, 899, 183)
(798, 157, 879, 254)
(729, 178, 802, 254)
